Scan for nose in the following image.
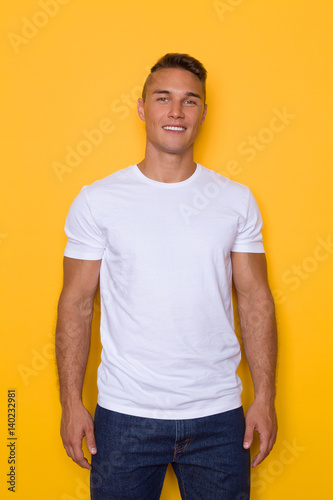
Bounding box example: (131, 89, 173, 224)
(168, 101, 184, 119)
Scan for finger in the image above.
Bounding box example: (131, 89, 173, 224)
(243, 419, 255, 450)
(65, 443, 77, 463)
(72, 442, 92, 470)
(85, 424, 97, 455)
(74, 455, 92, 470)
(268, 429, 277, 455)
(251, 433, 270, 467)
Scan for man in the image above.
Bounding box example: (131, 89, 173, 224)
(56, 53, 277, 499)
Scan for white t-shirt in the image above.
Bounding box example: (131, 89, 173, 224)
(64, 163, 265, 419)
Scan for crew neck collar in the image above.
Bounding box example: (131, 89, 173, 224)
(133, 163, 202, 188)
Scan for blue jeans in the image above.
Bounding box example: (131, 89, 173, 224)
(90, 404, 250, 500)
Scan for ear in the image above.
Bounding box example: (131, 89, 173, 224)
(137, 98, 145, 122)
(200, 103, 208, 126)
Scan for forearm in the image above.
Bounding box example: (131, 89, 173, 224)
(55, 293, 94, 408)
(238, 287, 277, 403)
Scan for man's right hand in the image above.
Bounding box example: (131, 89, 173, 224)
(60, 402, 97, 470)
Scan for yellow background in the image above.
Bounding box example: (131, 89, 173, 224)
(1, 0, 332, 498)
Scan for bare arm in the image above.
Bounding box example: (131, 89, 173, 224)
(56, 256, 101, 470)
(231, 252, 278, 467)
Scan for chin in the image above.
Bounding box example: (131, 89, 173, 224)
(162, 147, 188, 155)
(161, 142, 191, 155)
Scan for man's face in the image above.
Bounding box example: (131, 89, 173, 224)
(137, 68, 207, 156)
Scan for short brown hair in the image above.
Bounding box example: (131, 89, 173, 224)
(142, 53, 207, 102)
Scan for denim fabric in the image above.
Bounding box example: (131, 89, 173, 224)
(90, 405, 250, 500)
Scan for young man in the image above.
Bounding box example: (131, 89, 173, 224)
(56, 53, 277, 499)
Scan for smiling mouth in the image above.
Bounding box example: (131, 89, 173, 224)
(162, 126, 186, 131)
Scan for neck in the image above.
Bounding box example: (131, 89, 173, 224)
(137, 147, 196, 183)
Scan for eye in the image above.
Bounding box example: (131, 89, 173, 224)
(157, 97, 168, 102)
(184, 100, 197, 105)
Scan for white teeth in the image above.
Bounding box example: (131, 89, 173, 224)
(163, 126, 186, 131)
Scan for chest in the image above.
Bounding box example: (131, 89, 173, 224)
(100, 188, 240, 267)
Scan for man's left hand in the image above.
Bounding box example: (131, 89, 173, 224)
(243, 399, 277, 467)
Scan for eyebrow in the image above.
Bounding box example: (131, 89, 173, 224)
(152, 89, 202, 99)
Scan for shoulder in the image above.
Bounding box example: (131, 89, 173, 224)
(67, 165, 136, 214)
(72, 165, 137, 208)
(85, 165, 135, 194)
(198, 164, 252, 200)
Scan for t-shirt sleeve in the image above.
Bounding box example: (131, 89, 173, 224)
(64, 186, 106, 260)
(231, 188, 265, 253)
